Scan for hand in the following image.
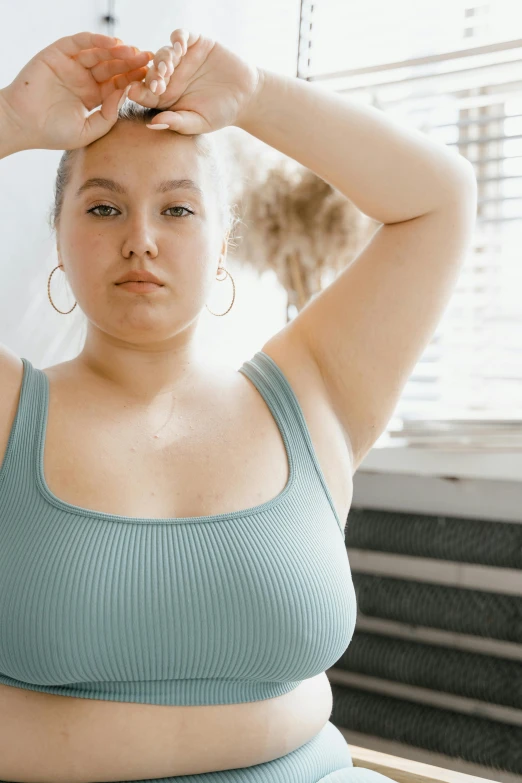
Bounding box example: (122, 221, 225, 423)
(0, 32, 154, 151)
(127, 28, 263, 135)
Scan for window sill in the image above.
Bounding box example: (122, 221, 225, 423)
(357, 440, 522, 482)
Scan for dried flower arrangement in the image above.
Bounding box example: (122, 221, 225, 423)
(221, 126, 379, 322)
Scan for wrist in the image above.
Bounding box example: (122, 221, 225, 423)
(0, 88, 31, 158)
(233, 66, 268, 133)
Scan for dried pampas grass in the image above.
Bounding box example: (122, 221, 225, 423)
(218, 126, 379, 321)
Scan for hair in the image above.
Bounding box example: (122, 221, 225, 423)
(47, 99, 240, 248)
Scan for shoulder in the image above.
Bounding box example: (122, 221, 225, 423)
(260, 328, 354, 522)
(262, 326, 353, 446)
(261, 328, 355, 477)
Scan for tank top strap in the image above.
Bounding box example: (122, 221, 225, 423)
(0, 357, 44, 490)
(0, 352, 343, 533)
(238, 350, 342, 530)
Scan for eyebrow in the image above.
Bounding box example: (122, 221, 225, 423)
(74, 177, 204, 199)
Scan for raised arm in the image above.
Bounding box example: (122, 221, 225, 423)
(235, 67, 474, 224)
(0, 31, 154, 442)
(234, 68, 477, 471)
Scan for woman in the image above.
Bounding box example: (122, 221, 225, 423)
(0, 28, 475, 783)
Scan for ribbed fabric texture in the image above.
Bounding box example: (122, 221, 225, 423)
(0, 351, 356, 705)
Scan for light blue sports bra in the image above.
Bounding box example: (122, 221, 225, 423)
(0, 351, 356, 705)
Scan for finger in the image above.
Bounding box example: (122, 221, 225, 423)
(74, 44, 147, 68)
(82, 83, 131, 147)
(140, 48, 178, 98)
(143, 47, 171, 94)
(53, 32, 126, 58)
(146, 110, 209, 135)
(151, 45, 176, 82)
(169, 28, 200, 56)
(46, 36, 149, 94)
(148, 77, 167, 96)
(89, 50, 151, 83)
(169, 29, 186, 55)
(100, 65, 150, 99)
(144, 70, 168, 97)
(126, 77, 166, 106)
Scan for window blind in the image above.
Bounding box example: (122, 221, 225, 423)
(298, 0, 522, 450)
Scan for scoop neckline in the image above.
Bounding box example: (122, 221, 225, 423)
(31, 352, 297, 525)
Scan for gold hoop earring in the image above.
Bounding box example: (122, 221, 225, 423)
(48, 264, 77, 314)
(205, 267, 236, 317)
(47, 264, 235, 317)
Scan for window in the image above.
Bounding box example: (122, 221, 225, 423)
(299, 0, 522, 449)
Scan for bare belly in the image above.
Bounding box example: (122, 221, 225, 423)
(0, 672, 333, 782)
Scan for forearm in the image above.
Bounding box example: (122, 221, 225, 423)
(236, 68, 475, 224)
(0, 89, 26, 159)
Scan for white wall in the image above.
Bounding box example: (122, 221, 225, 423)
(0, 0, 300, 369)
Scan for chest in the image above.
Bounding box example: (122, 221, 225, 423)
(40, 366, 353, 524)
(0, 363, 358, 699)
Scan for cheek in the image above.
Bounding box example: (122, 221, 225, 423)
(63, 222, 108, 283)
(77, 225, 106, 253)
(61, 223, 99, 267)
(64, 252, 106, 303)
(68, 267, 106, 312)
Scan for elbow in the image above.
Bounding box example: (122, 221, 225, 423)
(437, 158, 477, 217)
(452, 157, 477, 195)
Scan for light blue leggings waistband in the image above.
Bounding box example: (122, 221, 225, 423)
(112, 721, 397, 783)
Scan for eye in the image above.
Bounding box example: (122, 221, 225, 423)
(87, 204, 118, 218)
(86, 204, 194, 218)
(164, 206, 194, 217)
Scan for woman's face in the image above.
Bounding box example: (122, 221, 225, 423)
(56, 122, 225, 346)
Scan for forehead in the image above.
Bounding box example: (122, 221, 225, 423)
(72, 122, 210, 194)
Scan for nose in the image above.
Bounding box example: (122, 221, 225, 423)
(121, 213, 159, 259)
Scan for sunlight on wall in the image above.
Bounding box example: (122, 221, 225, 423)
(195, 266, 288, 370)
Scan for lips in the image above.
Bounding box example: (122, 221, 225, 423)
(116, 280, 164, 292)
(115, 270, 164, 285)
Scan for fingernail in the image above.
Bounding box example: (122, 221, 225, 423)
(158, 62, 167, 77)
(146, 124, 169, 130)
(150, 80, 158, 93)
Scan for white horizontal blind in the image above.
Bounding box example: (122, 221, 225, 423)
(299, 0, 522, 450)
